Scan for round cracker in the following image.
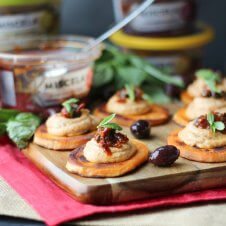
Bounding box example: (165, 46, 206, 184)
(173, 107, 190, 126)
(93, 104, 170, 127)
(66, 139, 149, 177)
(34, 125, 95, 150)
(168, 129, 226, 163)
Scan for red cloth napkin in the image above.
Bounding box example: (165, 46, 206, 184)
(1, 138, 226, 226)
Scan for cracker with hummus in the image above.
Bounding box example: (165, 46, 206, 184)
(181, 69, 226, 104)
(168, 112, 226, 163)
(94, 85, 170, 127)
(66, 114, 149, 177)
(175, 69, 226, 126)
(34, 98, 99, 150)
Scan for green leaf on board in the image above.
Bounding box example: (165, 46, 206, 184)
(6, 113, 41, 149)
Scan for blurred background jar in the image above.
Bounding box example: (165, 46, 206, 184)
(110, 23, 214, 89)
(111, 0, 214, 98)
(113, 0, 196, 36)
(0, 0, 60, 39)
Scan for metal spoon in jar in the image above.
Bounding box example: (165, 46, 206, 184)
(83, 0, 155, 51)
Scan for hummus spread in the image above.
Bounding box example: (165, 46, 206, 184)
(106, 94, 150, 116)
(187, 77, 226, 97)
(83, 138, 136, 163)
(186, 97, 226, 120)
(46, 109, 98, 137)
(178, 121, 226, 149)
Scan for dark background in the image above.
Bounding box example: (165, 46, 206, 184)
(61, 0, 226, 72)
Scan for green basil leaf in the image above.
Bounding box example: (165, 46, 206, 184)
(214, 121, 225, 131)
(125, 84, 135, 102)
(97, 114, 122, 131)
(62, 98, 79, 106)
(62, 98, 79, 113)
(98, 113, 116, 127)
(116, 66, 147, 86)
(211, 125, 216, 134)
(0, 109, 19, 122)
(207, 112, 214, 125)
(142, 85, 171, 104)
(6, 113, 41, 149)
(128, 55, 145, 69)
(144, 64, 184, 88)
(101, 123, 123, 131)
(205, 80, 221, 93)
(0, 122, 6, 136)
(93, 64, 114, 87)
(196, 69, 221, 93)
(196, 69, 221, 82)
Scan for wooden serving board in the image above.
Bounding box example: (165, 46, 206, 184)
(23, 113, 226, 205)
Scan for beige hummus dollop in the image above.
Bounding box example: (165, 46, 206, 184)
(187, 77, 226, 98)
(106, 94, 150, 116)
(46, 109, 98, 137)
(83, 138, 136, 163)
(178, 121, 226, 149)
(186, 97, 226, 120)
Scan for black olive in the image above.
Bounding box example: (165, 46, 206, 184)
(130, 120, 151, 139)
(211, 91, 223, 99)
(149, 145, 180, 167)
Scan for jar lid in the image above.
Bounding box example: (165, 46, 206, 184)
(0, 35, 103, 67)
(110, 23, 214, 51)
(0, 0, 50, 7)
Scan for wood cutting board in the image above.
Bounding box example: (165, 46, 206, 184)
(23, 105, 226, 205)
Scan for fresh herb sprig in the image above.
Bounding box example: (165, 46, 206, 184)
(0, 109, 41, 149)
(125, 84, 135, 102)
(97, 114, 122, 131)
(93, 44, 184, 103)
(62, 98, 79, 116)
(196, 69, 221, 94)
(207, 112, 225, 133)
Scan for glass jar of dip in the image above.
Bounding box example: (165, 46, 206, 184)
(0, 35, 102, 116)
(113, 0, 196, 36)
(0, 0, 59, 39)
(110, 23, 214, 85)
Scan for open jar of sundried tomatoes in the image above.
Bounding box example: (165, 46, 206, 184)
(113, 0, 196, 36)
(0, 35, 102, 116)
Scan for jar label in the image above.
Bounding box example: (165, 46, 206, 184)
(31, 67, 93, 107)
(129, 1, 189, 32)
(0, 10, 48, 36)
(0, 70, 16, 106)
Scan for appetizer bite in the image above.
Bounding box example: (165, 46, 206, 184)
(66, 114, 149, 177)
(175, 70, 226, 126)
(34, 98, 99, 150)
(94, 85, 170, 127)
(168, 112, 226, 163)
(181, 69, 226, 104)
